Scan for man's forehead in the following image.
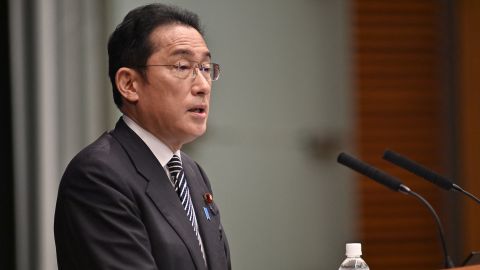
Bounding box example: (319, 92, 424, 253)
(149, 24, 210, 58)
(170, 48, 211, 59)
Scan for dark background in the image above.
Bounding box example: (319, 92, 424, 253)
(1, 0, 15, 269)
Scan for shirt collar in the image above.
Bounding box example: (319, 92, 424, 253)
(122, 115, 181, 168)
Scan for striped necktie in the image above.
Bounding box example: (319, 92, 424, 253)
(166, 155, 205, 261)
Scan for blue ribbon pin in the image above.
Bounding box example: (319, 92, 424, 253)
(203, 207, 211, 221)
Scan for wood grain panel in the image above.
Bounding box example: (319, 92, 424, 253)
(457, 0, 480, 257)
(353, 0, 448, 269)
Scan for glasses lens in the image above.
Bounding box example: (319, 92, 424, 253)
(173, 61, 192, 79)
(198, 63, 220, 81)
(170, 61, 220, 81)
(211, 63, 220, 81)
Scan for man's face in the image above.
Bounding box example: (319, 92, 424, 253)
(135, 24, 212, 151)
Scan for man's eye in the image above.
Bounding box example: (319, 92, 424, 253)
(176, 63, 191, 71)
(199, 64, 212, 72)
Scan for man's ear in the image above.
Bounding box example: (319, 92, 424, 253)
(115, 67, 141, 103)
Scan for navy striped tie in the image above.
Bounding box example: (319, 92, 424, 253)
(166, 155, 202, 252)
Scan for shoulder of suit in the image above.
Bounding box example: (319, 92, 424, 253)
(64, 132, 123, 172)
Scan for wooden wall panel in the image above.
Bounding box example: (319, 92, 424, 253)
(457, 0, 480, 257)
(353, 0, 448, 269)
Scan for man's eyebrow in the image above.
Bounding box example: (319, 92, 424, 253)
(171, 49, 212, 60)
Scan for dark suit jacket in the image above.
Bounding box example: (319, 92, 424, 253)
(54, 118, 231, 270)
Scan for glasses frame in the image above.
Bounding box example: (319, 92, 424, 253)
(139, 61, 220, 81)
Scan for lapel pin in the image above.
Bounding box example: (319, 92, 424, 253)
(203, 207, 211, 221)
(203, 192, 217, 216)
(203, 192, 213, 204)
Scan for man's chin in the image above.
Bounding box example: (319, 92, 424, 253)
(183, 126, 207, 143)
(193, 127, 207, 139)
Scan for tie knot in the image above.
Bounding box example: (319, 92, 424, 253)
(167, 155, 183, 175)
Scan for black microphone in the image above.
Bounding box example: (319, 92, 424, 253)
(337, 152, 455, 268)
(383, 149, 480, 204)
(337, 152, 410, 193)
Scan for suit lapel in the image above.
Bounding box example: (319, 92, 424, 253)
(183, 156, 226, 270)
(110, 119, 206, 270)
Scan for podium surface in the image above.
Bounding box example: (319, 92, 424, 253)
(443, 266, 480, 270)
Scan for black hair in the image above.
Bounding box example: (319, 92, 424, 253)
(107, 3, 203, 108)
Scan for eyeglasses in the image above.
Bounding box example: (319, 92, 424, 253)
(142, 60, 220, 81)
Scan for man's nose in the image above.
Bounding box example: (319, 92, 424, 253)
(191, 68, 211, 96)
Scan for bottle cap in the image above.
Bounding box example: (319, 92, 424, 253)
(345, 243, 362, 257)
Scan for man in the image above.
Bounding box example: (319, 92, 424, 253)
(54, 4, 231, 270)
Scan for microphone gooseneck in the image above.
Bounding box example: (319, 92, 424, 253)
(383, 149, 480, 204)
(337, 152, 455, 268)
(405, 190, 455, 269)
(452, 185, 480, 204)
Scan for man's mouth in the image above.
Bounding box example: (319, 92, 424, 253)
(188, 108, 206, 113)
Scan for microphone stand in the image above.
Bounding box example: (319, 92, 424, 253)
(337, 152, 456, 269)
(452, 184, 480, 204)
(406, 190, 455, 269)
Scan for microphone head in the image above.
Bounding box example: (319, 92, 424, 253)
(337, 152, 407, 193)
(383, 149, 454, 190)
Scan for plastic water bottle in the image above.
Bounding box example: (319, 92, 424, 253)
(338, 243, 370, 270)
